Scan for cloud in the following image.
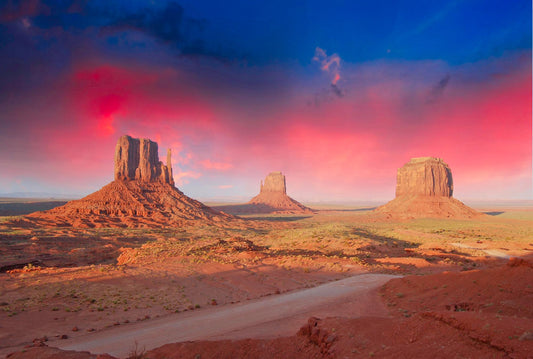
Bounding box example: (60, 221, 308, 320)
(173, 171, 202, 186)
(330, 83, 343, 98)
(313, 47, 344, 99)
(427, 73, 451, 103)
(199, 159, 233, 171)
(0, 0, 45, 23)
(0, 0, 225, 62)
(313, 47, 341, 85)
(218, 185, 233, 189)
(106, 2, 186, 44)
(0, 34, 529, 200)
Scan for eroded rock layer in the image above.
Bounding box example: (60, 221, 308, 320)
(20, 181, 233, 228)
(114, 135, 174, 185)
(260, 172, 286, 194)
(248, 172, 313, 214)
(396, 157, 453, 197)
(375, 157, 481, 219)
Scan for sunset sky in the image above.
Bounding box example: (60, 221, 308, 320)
(0, 0, 531, 202)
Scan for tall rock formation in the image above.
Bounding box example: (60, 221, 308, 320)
(114, 135, 174, 185)
(19, 135, 233, 228)
(375, 157, 481, 219)
(260, 172, 286, 194)
(247, 172, 313, 214)
(396, 157, 453, 197)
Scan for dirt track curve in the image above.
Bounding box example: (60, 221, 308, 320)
(55, 273, 399, 358)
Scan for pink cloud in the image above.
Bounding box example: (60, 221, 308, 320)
(199, 159, 233, 171)
(313, 47, 341, 85)
(174, 171, 202, 186)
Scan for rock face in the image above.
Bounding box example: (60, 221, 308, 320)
(396, 157, 453, 197)
(18, 135, 234, 228)
(375, 157, 481, 219)
(260, 172, 286, 194)
(114, 135, 174, 185)
(247, 172, 313, 214)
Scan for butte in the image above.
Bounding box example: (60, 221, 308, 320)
(374, 157, 481, 219)
(19, 135, 233, 228)
(246, 172, 313, 214)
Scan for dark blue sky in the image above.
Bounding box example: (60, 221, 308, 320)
(1, 0, 530, 67)
(177, 0, 531, 65)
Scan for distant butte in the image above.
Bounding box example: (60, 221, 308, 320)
(247, 172, 313, 214)
(375, 157, 481, 219)
(17, 135, 234, 228)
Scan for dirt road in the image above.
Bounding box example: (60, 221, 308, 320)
(54, 273, 398, 358)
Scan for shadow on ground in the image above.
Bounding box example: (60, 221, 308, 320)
(244, 216, 312, 222)
(214, 203, 315, 215)
(0, 201, 67, 216)
(483, 211, 505, 216)
(317, 207, 377, 212)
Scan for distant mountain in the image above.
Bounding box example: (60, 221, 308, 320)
(0, 192, 81, 200)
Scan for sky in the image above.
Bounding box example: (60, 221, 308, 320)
(0, 0, 531, 202)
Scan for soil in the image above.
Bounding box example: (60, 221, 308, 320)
(1, 204, 532, 358)
(6, 257, 532, 358)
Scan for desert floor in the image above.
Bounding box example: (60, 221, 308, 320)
(0, 200, 532, 358)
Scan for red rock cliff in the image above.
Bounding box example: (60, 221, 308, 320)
(114, 135, 174, 185)
(395, 157, 453, 197)
(260, 172, 286, 194)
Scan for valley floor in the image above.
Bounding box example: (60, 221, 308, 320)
(0, 203, 532, 358)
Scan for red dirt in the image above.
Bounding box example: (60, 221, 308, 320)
(141, 256, 533, 358)
(7, 257, 532, 358)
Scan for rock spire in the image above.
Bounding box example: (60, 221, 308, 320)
(259, 171, 287, 194)
(114, 135, 174, 185)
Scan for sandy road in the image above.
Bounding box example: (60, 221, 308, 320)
(56, 273, 399, 358)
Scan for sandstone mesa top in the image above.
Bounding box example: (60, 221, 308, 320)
(114, 135, 174, 185)
(396, 157, 453, 197)
(259, 171, 287, 194)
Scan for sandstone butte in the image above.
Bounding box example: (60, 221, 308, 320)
(17, 135, 233, 228)
(375, 157, 481, 219)
(248, 172, 313, 214)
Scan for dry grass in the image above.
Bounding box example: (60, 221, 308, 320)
(0, 205, 531, 349)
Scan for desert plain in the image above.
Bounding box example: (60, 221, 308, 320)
(0, 197, 532, 358)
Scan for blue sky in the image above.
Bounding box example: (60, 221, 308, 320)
(0, 0, 531, 201)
